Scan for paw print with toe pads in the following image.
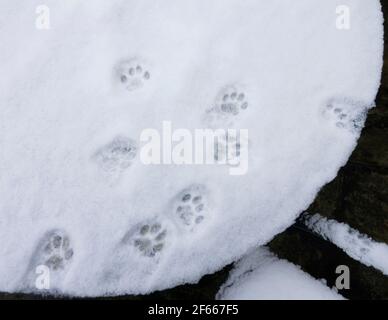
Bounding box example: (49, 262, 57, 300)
(323, 98, 368, 133)
(123, 220, 169, 258)
(217, 85, 249, 116)
(41, 231, 74, 271)
(93, 136, 137, 173)
(117, 58, 151, 92)
(203, 84, 249, 128)
(172, 184, 211, 232)
(23, 229, 74, 291)
(214, 131, 249, 167)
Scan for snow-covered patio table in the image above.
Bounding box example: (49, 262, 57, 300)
(0, 0, 383, 296)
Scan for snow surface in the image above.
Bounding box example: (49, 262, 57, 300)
(304, 214, 388, 276)
(217, 247, 343, 300)
(0, 0, 383, 296)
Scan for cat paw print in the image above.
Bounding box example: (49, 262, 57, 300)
(123, 221, 168, 258)
(93, 136, 137, 173)
(216, 85, 249, 116)
(117, 58, 151, 91)
(41, 231, 74, 271)
(203, 84, 249, 128)
(209, 130, 250, 167)
(22, 229, 74, 291)
(100, 220, 172, 286)
(323, 98, 368, 133)
(172, 184, 210, 232)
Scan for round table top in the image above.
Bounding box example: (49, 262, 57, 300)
(0, 0, 383, 296)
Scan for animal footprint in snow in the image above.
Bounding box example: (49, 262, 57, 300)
(100, 220, 172, 285)
(123, 221, 168, 258)
(216, 85, 249, 115)
(323, 98, 368, 133)
(117, 58, 151, 91)
(41, 231, 74, 271)
(23, 229, 74, 291)
(172, 184, 210, 232)
(204, 84, 249, 128)
(214, 131, 249, 167)
(93, 136, 137, 173)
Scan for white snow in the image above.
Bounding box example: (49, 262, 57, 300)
(304, 214, 388, 276)
(217, 247, 344, 300)
(0, 0, 383, 296)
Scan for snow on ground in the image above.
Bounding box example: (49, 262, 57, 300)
(303, 214, 388, 276)
(0, 0, 383, 296)
(217, 247, 344, 300)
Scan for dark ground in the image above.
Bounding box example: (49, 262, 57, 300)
(1, 3, 387, 300)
